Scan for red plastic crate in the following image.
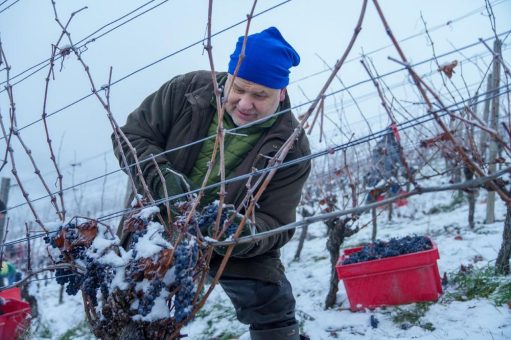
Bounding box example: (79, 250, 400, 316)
(336, 239, 442, 311)
(0, 299, 32, 339)
(0, 288, 22, 301)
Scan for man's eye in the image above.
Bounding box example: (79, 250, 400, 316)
(233, 87, 244, 94)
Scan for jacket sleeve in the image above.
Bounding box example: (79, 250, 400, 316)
(236, 138, 311, 258)
(112, 74, 190, 196)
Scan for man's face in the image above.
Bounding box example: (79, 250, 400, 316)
(224, 75, 286, 126)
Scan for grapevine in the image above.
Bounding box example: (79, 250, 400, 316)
(45, 200, 209, 339)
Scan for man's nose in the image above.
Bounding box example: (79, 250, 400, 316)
(237, 95, 253, 111)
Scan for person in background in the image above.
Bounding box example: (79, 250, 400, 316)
(114, 27, 311, 339)
(0, 260, 17, 286)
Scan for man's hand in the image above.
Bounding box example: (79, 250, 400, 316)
(155, 166, 194, 200)
(199, 203, 255, 256)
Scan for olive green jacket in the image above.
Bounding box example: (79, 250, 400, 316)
(113, 70, 311, 282)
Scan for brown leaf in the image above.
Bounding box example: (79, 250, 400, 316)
(123, 217, 146, 234)
(53, 221, 98, 253)
(438, 60, 458, 79)
(131, 249, 174, 281)
(53, 228, 68, 251)
(74, 221, 98, 248)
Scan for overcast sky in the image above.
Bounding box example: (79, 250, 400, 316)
(0, 0, 510, 227)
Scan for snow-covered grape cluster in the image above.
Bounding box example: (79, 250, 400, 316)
(44, 202, 209, 339)
(173, 238, 198, 322)
(342, 235, 432, 265)
(46, 222, 89, 296)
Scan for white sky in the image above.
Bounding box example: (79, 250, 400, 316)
(0, 0, 510, 228)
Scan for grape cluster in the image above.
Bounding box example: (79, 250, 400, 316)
(82, 260, 111, 307)
(197, 203, 238, 238)
(43, 227, 61, 248)
(342, 235, 432, 265)
(129, 227, 149, 258)
(47, 223, 90, 295)
(138, 279, 165, 316)
(173, 239, 198, 322)
(55, 266, 83, 296)
(46, 221, 117, 309)
(65, 224, 81, 255)
(198, 203, 225, 230)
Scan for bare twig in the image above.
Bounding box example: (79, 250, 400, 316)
(372, 0, 510, 203)
(40, 7, 87, 223)
(1, 262, 85, 290)
(0, 45, 48, 231)
(182, 0, 260, 330)
(150, 155, 172, 228)
(360, 58, 417, 186)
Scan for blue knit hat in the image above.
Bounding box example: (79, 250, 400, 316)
(228, 27, 300, 89)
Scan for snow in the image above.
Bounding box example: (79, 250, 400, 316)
(130, 194, 144, 208)
(135, 206, 161, 220)
(43, 221, 64, 232)
(133, 221, 172, 259)
(135, 290, 170, 322)
(28, 278, 86, 338)
(27, 187, 511, 339)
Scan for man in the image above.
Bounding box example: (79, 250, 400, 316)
(114, 27, 311, 339)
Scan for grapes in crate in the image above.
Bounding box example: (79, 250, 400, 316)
(342, 235, 432, 265)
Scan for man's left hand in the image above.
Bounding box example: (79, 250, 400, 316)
(204, 207, 255, 257)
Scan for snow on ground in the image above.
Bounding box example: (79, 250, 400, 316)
(28, 276, 88, 338)
(28, 187, 510, 339)
(184, 189, 511, 340)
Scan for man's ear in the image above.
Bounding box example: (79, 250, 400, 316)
(279, 88, 287, 102)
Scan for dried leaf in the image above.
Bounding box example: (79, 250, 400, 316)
(53, 221, 98, 253)
(130, 249, 174, 281)
(123, 217, 146, 233)
(438, 60, 458, 79)
(74, 221, 98, 247)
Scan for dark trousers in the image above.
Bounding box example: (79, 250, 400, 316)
(218, 274, 298, 330)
